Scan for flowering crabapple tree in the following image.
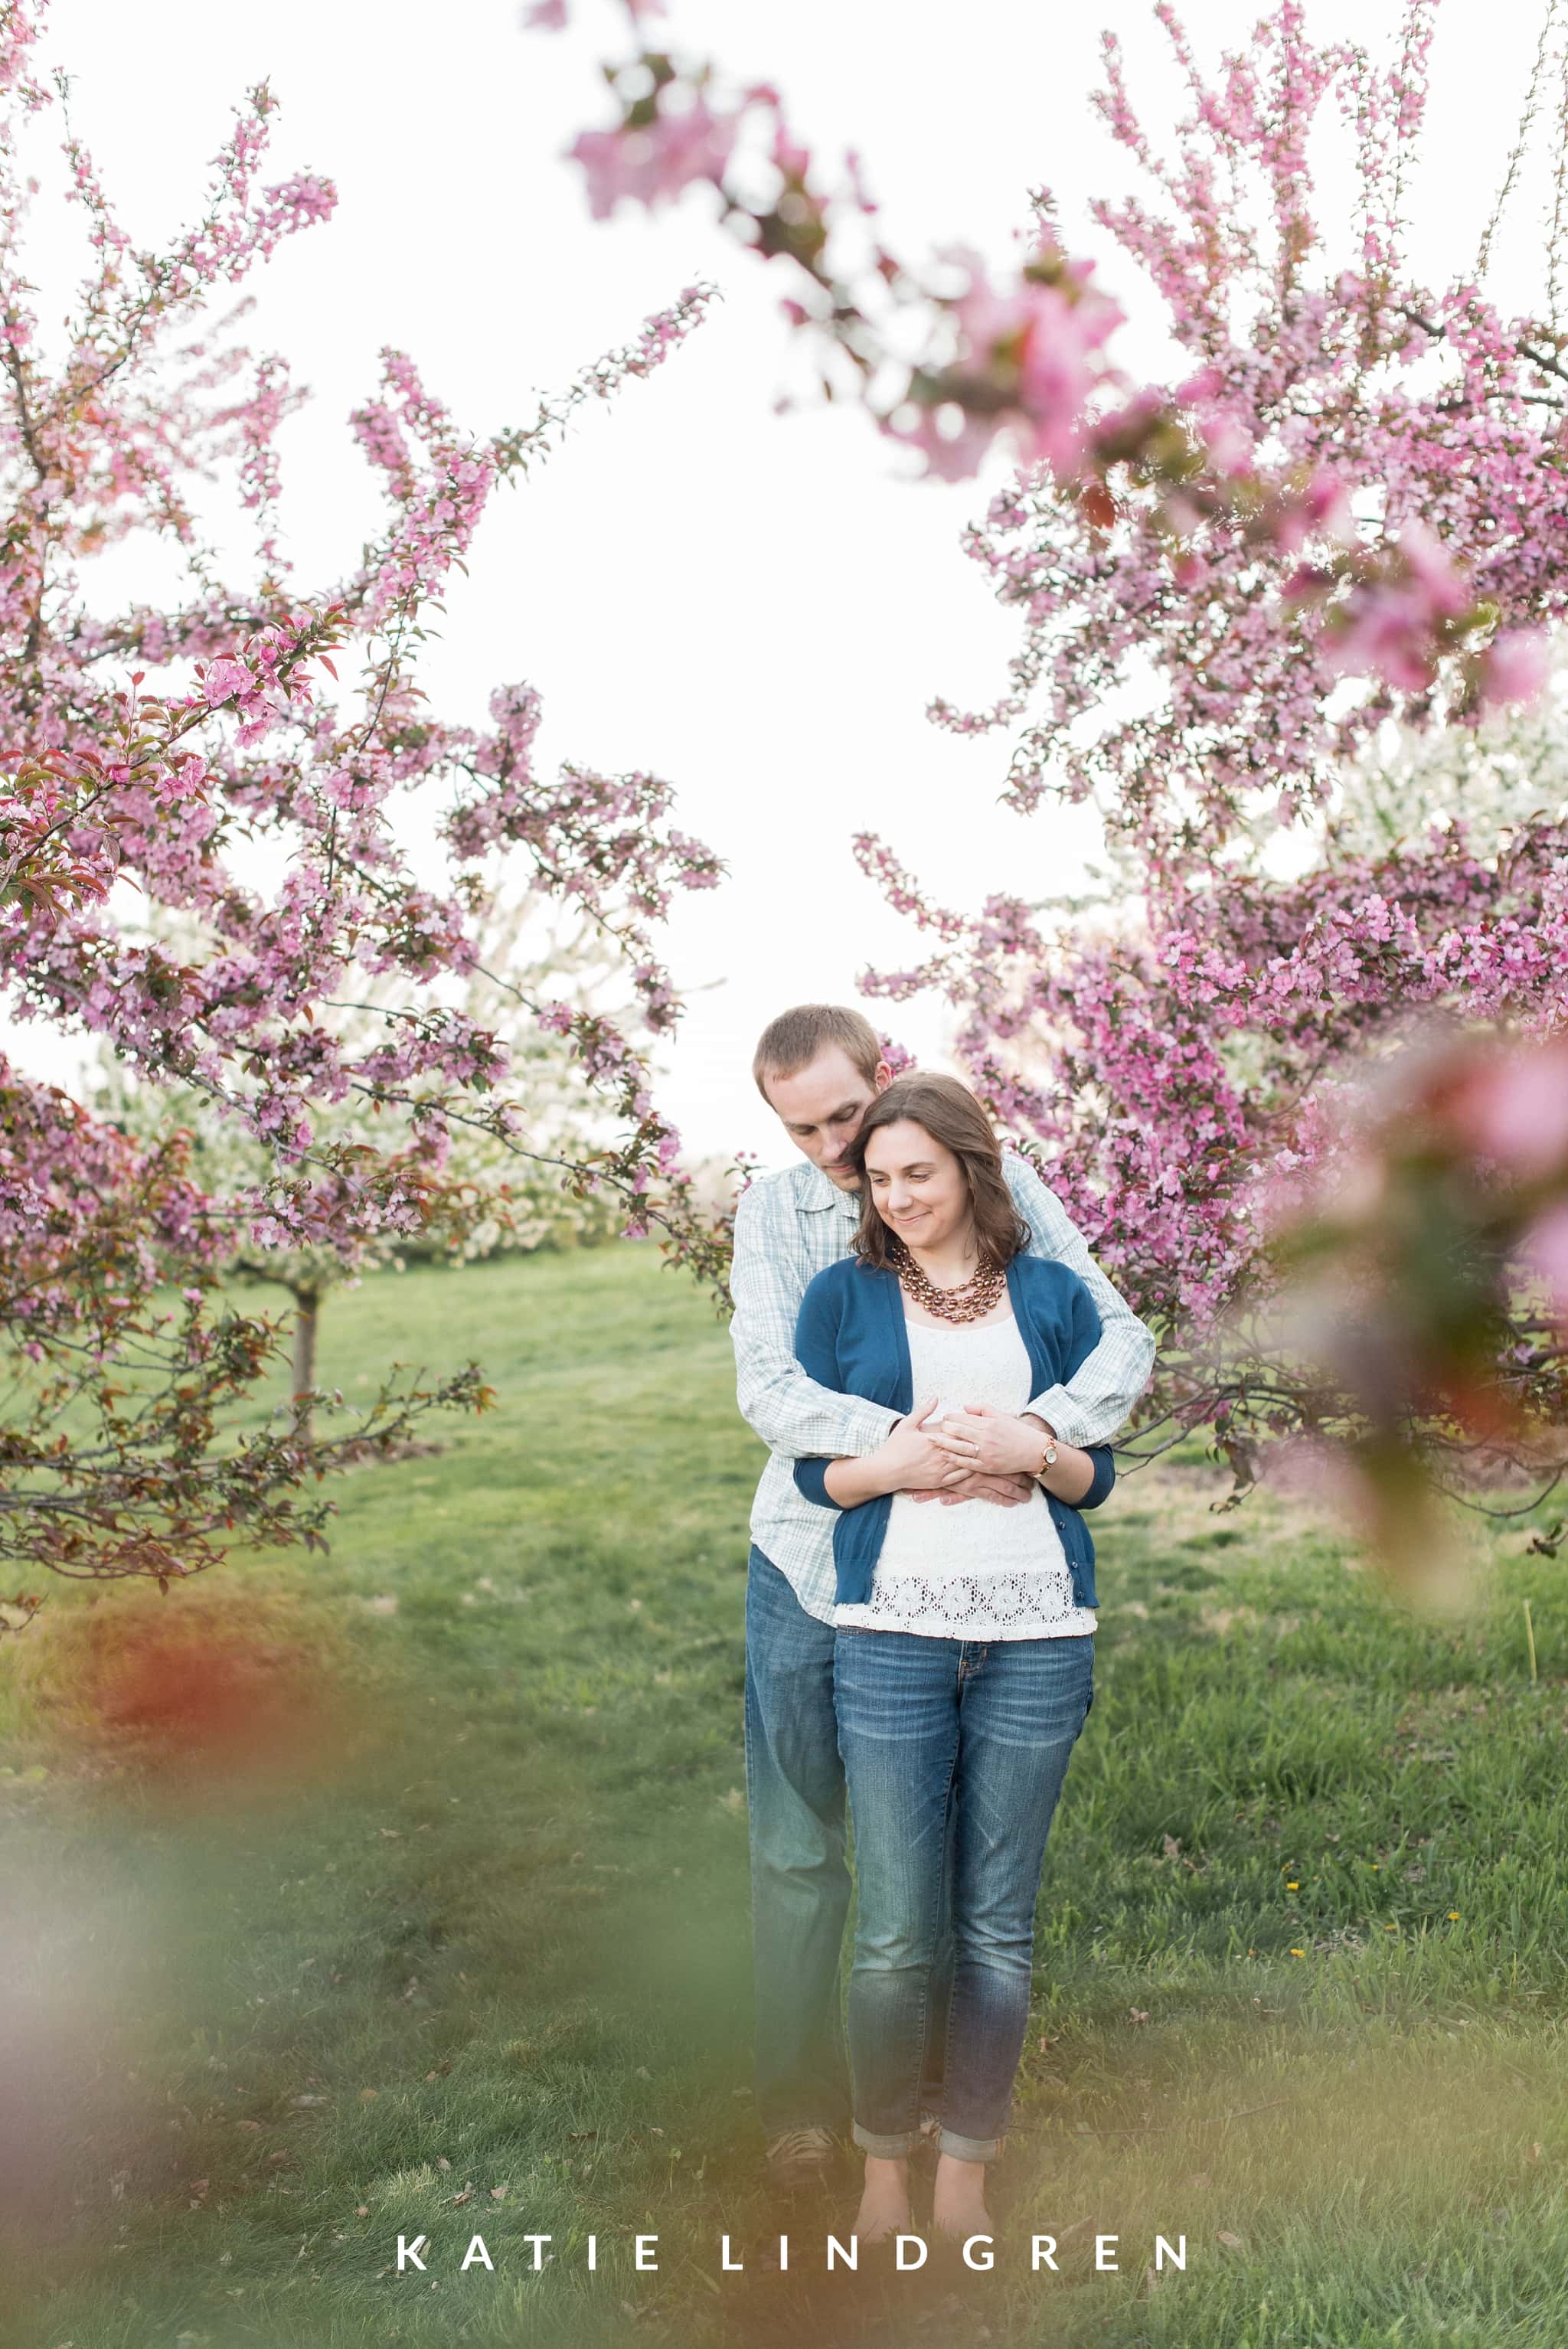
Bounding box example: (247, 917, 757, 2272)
(546, 0, 1568, 1554)
(90, 893, 647, 1443)
(534, 0, 1547, 720)
(0, 2, 726, 1626)
(854, 2, 1568, 1531)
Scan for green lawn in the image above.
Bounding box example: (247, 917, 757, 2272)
(3, 1244, 1568, 2349)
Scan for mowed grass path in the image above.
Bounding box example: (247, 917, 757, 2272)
(4, 1245, 1568, 2349)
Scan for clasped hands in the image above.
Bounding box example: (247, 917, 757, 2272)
(889, 1392, 1049, 1510)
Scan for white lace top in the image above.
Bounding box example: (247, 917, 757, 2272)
(832, 1305, 1098, 1642)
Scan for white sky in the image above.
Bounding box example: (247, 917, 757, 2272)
(11, 0, 1550, 1165)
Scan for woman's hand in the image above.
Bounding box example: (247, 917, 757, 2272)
(823, 1394, 971, 1507)
(933, 1403, 1096, 1502)
(930, 1401, 1052, 1478)
(878, 1394, 973, 1493)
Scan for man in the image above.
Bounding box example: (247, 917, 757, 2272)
(731, 1003, 1155, 2191)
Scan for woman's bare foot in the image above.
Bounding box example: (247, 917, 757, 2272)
(932, 2150, 992, 2240)
(853, 2154, 913, 2243)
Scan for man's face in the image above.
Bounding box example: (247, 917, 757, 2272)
(763, 1045, 892, 1191)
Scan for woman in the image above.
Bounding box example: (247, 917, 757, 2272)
(792, 1074, 1113, 2246)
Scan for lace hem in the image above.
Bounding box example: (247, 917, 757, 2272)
(834, 1570, 1096, 1642)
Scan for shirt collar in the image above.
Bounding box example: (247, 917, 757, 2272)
(798, 1161, 861, 1217)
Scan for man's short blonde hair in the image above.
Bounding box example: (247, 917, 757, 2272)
(753, 1004, 884, 1103)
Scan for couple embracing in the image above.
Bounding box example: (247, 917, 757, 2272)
(730, 1003, 1155, 2246)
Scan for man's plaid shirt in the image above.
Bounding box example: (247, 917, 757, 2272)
(730, 1152, 1156, 1623)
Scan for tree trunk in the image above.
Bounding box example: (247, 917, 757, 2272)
(291, 1286, 322, 1444)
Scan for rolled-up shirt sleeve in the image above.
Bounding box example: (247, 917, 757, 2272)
(1004, 1153, 1155, 1447)
(730, 1179, 899, 1460)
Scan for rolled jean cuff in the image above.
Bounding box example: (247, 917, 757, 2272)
(851, 2120, 919, 2159)
(938, 2126, 1004, 2161)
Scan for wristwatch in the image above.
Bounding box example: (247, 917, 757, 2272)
(1037, 1434, 1058, 1476)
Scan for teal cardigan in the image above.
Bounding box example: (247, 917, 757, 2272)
(792, 1252, 1115, 1609)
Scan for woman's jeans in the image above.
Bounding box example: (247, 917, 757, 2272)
(834, 1626, 1094, 2163)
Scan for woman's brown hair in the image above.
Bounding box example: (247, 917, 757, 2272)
(849, 1074, 1029, 1273)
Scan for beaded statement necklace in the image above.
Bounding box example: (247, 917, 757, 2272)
(890, 1234, 1007, 1325)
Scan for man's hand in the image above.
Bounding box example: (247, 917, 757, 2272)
(910, 1469, 1034, 1508)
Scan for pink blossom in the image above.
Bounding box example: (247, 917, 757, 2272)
(938, 249, 1123, 480)
(202, 656, 250, 706)
(1014, 278, 1123, 474)
(570, 101, 737, 221)
(1479, 627, 1550, 710)
(1320, 530, 1470, 695)
(1448, 1047, 1568, 1178)
(1396, 520, 1468, 618)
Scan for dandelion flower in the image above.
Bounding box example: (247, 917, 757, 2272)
(1447, 1911, 1460, 1920)
(1286, 1881, 1298, 1890)
(1290, 1947, 1305, 1957)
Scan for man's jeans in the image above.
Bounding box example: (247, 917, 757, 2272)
(834, 1625, 1093, 2161)
(743, 1545, 955, 2140)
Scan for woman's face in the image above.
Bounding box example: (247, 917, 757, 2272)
(861, 1119, 973, 1255)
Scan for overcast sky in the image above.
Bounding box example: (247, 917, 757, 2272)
(15, 0, 1550, 1165)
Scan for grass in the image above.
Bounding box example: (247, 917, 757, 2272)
(3, 1242, 1568, 2349)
